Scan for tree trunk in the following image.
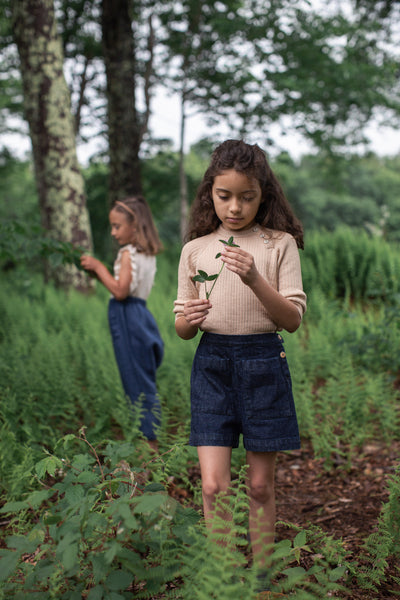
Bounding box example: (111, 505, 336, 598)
(102, 0, 142, 205)
(12, 0, 93, 291)
(179, 93, 189, 241)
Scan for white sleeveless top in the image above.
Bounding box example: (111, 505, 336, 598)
(113, 244, 156, 300)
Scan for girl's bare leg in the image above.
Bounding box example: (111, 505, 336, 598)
(246, 450, 277, 570)
(197, 446, 232, 532)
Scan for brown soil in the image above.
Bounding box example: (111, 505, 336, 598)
(274, 440, 400, 599)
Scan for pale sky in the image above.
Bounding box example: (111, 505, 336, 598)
(2, 88, 399, 165)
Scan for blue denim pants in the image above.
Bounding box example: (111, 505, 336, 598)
(108, 297, 164, 440)
(190, 332, 300, 452)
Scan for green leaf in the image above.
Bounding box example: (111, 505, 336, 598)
(35, 455, 63, 479)
(0, 500, 29, 514)
(44, 514, 63, 525)
(192, 274, 206, 283)
(293, 530, 307, 547)
(219, 237, 239, 247)
(26, 489, 53, 508)
(115, 548, 144, 570)
(62, 542, 79, 571)
(198, 269, 209, 278)
(87, 585, 104, 600)
(173, 507, 201, 542)
(65, 592, 84, 600)
(0, 550, 20, 582)
(7, 535, 38, 553)
(48, 252, 64, 267)
(64, 484, 85, 506)
(207, 273, 219, 280)
(91, 555, 108, 584)
(271, 539, 292, 559)
(329, 566, 347, 581)
(134, 493, 167, 514)
(76, 471, 99, 484)
(282, 566, 306, 586)
(145, 482, 165, 493)
(61, 433, 78, 448)
(106, 570, 133, 591)
(104, 541, 119, 564)
(71, 453, 96, 470)
(215, 252, 221, 258)
(57, 531, 79, 555)
(112, 502, 138, 529)
(103, 441, 136, 465)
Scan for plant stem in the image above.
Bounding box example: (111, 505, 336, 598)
(207, 262, 225, 299)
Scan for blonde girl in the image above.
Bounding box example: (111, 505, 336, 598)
(81, 196, 164, 446)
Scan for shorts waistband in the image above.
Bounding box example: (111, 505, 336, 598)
(200, 332, 282, 346)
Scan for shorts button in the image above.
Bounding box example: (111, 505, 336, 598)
(280, 351, 286, 358)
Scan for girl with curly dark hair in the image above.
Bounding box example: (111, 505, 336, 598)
(174, 139, 306, 594)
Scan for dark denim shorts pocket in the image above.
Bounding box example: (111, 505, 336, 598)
(242, 354, 294, 421)
(190, 354, 233, 415)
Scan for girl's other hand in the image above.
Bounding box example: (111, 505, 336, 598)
(80, 254, 101, 273)
(221, 246, 258, 286)
(222, 245, 301, 333)
(183, 298, 212, 326)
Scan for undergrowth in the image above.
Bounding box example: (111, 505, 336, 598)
(0, 430, 348, 599)
(1, 231, 400, 597)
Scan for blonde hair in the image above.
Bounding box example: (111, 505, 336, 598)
(112, 196, 163, 255)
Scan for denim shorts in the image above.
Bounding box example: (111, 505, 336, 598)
(189, 332, 300, 452)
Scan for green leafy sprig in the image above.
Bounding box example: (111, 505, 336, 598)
(192, 236, 239, 299)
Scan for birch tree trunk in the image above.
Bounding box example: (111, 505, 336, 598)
(12, 0, 93, 291)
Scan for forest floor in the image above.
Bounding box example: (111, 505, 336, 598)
(274, 440, 400, 599)
(168, 439, 400, 600)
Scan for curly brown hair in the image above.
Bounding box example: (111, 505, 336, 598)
(186, 139, 304, 249)
(113, 196, 163, 255)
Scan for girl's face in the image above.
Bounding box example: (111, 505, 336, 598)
(211, 169, 262, 232)
(109, 208, 136, 246)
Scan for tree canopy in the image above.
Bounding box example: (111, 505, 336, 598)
(1, 0, 399, 161)
(0, 0, 399, 287)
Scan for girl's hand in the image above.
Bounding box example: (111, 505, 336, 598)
(221, 246, 259, 286)
(80, 254, 101, 273)
(222, 245, 302, 333)
(183, 298, 212, 327)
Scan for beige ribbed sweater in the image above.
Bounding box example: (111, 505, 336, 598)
(174, 224, 307, 334)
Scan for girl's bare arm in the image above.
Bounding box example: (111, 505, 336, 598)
(80, 251, 132, 300)
(221, 246, 301, 333)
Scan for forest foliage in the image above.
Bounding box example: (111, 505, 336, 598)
(1, 145, 400, 256)
(0, 228, 400, 597)
(2, 0, 400, 252)
(1, 0, 400, 596)
(1, 145, 400, 596)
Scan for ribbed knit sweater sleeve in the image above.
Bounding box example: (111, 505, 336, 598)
(174, 225, 307, 335)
